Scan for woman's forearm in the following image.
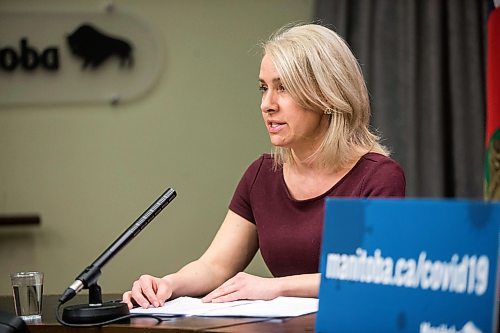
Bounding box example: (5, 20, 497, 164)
(275, 273, 321, 298)
(164, 259, 233, 299)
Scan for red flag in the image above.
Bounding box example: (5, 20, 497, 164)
(485, 1, 500, 199)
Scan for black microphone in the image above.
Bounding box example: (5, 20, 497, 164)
(58, 187, 176, 324)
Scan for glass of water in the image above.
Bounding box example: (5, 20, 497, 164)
(10, 271, 44, 321)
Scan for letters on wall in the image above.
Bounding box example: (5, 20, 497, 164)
(0, 4, 163, 105)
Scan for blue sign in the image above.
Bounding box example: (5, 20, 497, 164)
(316, 199, 499, 333)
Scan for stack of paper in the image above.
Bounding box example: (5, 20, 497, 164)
(130, 296, 318, 318)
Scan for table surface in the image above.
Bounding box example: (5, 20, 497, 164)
(0, 294, 317, 333)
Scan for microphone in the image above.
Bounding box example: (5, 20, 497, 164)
(58, 187, 176, 324)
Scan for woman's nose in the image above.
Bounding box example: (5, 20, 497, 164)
(261, 90, 277, 113)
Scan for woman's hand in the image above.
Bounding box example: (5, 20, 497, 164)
(122, 274, 173, 309)
(201, 272, 281, 303)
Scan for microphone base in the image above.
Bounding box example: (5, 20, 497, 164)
(62, 302, 130, 324)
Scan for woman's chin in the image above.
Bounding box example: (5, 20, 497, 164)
(267, 133, 285, 146)
(270, 142, 289, 149)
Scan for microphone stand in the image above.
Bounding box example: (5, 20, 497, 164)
(59, 187, 177, 324)
(61, 279, 130, 324)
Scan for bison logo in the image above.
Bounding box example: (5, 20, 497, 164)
(67, 23, 133, 69)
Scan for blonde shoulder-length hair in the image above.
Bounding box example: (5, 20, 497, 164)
(262, 23, 389, 171)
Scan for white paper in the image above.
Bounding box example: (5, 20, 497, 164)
(130, 296, 318, 318)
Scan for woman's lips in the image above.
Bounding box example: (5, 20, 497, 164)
(268, 121, 286, 134)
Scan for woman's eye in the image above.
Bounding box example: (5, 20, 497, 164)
(258, 85, 267, 93)
(278, 84, 286, 92)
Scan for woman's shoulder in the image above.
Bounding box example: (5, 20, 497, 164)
(241, 153, 276, 178)
(358, 152, 403, 170)
(360, 152, 394, 162)
(261, 153, 274, 161)
(235, 153, 280, 196)
(352, 152, 406, 196)
(351, 152, 405, 185)
(247, 153, 274, 169)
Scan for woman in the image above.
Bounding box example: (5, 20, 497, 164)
(122, 23, 405, 309)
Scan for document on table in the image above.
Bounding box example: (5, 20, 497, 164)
(130, 296, 318, 318)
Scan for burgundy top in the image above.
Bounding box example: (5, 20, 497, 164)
(229, 153, 406, 277)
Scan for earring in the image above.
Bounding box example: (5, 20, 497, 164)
(324, 108, 335, 115)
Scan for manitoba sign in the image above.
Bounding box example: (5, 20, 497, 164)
(0, 8, 163, 105)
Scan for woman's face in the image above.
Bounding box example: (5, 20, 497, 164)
(259, 54, 329, 157)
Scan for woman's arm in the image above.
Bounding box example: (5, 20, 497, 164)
(201, 272, 320, 303)
(168, 210, 260, 298)
(122, 210, 259, 309)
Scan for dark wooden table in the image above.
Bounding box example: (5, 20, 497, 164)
(0, 294, 316, 332)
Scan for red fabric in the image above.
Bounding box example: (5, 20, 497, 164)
(486, 7, 500, 145)
(229, 153, 405, 277)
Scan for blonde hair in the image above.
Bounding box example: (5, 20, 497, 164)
(262, 23, 389, 171)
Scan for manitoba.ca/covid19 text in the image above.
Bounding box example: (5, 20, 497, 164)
(325, 248, 489, 296)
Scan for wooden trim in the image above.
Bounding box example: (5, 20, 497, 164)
(0, 214, 40, 226)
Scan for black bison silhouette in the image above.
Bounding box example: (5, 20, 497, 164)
(67, 23, 133, 69)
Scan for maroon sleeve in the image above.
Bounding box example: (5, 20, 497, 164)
(360, 158, 406, 197)
(228, 156, 265, 223)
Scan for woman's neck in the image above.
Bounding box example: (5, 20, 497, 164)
(289, 151, 324, 174)
(283, 155, 356, 200)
